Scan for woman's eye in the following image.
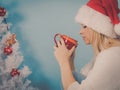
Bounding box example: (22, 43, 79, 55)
(80, 25, 87, 29)
(83, 26, 87, 28)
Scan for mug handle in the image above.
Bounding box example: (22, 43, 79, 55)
(54, 33, 61, 47)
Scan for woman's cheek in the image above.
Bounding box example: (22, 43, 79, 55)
(84, 37, 91, 44)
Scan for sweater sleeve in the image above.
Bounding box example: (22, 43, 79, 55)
(72, 70, 86, 84)
(68, 48, 120, 90)
(80, 57, 95, 77)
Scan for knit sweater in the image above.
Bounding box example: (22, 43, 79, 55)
(68, 46, 120, 90)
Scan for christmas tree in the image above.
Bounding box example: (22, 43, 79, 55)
(0, 6, 38, 90)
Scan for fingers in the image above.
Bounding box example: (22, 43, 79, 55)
(55, 38, 65, 48)
(53, 46, 57, 50)
(57, 41, 61, 47)
(69, 46, 76, 54)
(60, 38, 65, 46)
(53, 40, 61, 50)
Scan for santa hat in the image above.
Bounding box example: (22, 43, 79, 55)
(75, 0, 120, 38)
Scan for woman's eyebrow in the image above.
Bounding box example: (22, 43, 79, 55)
(80, 24, 86, 26)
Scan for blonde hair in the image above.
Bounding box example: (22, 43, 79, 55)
(91, 29, 120, 56)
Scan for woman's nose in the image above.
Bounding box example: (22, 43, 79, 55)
(79, 29, 83, 34)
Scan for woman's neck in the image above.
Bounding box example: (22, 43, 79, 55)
(110, 39, 120, 47)
(91, 39, 120, 56)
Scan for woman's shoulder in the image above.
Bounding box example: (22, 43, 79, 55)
(96, 46, 120, 62)
(98, 46, 120, 56)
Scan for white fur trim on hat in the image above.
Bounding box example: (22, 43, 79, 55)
(75, 5, 117, 38)
(114, 23, 120, 36)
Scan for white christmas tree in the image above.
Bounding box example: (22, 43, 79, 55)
(0, 7, 39, 90)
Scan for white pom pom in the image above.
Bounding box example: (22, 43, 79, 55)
(114, 23, 120, 35)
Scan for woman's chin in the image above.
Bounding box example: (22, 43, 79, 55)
(83, 38, 91, 45)
(84, 41, 91, 45)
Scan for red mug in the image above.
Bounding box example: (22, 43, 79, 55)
(54, 33, 78, 50)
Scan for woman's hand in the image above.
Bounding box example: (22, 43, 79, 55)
(54, 38, 76, 67)
(69, 50, 76, 71)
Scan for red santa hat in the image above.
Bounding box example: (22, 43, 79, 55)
(75, 0, 120, 38)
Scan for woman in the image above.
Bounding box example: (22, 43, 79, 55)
(54, 0, 120, 90)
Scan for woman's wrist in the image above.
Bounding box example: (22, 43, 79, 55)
(59, 59, 76, 90)
(59, 59, 70, 68)
(59, 59, 75, 71)
(69, 60, 75, 71)
(70, 65, 75, 71)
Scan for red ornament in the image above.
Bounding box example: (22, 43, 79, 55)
(0, 7, 6, 16)
(10, 68, 20, 77)
(4, 46, 12, 55)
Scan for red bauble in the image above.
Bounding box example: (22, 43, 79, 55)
(10, 68, 20, 77)
(4, 46, 12, 55)
(0, 7, 6, 16)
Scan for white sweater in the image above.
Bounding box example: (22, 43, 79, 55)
(68, 46, 120, 90)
